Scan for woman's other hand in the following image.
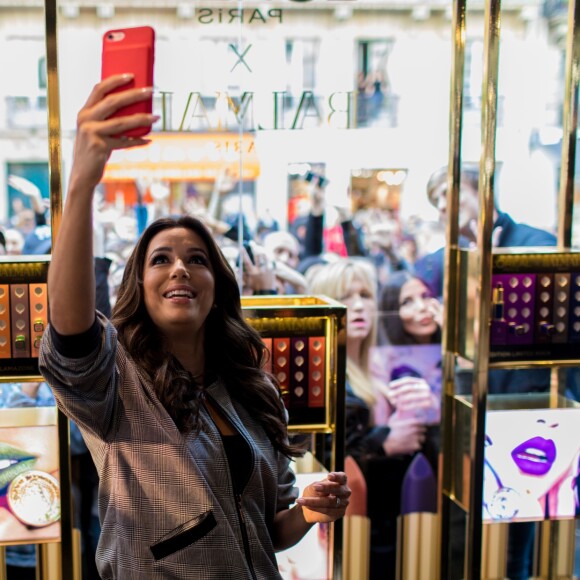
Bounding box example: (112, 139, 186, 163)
(382, 376, 431, 408)
(426, 296, 443, 328)
(296, 472, 351, 524)
(383, 412, 427, 456)
(383, 377, 440, 425)
(69, 75, 157, 193)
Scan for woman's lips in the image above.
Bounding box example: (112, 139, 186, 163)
(511, 436, 556, 476)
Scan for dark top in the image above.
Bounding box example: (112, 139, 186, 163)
(221, 434, 252, 496)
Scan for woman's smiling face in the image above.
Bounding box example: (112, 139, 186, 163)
(143, 227, 215, 341)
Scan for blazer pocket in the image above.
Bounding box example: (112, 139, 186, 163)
(150, 510, 217, 561)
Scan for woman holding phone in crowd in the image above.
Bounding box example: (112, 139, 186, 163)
(38, 75, 350, 580)
(307, 257, 429, 580)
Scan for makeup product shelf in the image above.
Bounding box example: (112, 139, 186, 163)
(457, 248, 580, 368)
(242, 294, 346, 434)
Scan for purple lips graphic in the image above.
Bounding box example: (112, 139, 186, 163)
(511, 436, 556, 476)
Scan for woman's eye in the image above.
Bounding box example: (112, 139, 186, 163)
(400, 297, 412, 307)
(189, 255, 208, 266)
(151, 254, 168, 265)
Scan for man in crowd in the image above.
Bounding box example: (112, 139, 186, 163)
(415, 163, 558, 579)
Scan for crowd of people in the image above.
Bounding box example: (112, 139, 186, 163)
(1, 73, 573, 580)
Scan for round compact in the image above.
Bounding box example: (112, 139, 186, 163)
(7, 470, 61, 527)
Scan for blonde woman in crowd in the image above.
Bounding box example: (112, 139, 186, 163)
(308, 258, 430, 580)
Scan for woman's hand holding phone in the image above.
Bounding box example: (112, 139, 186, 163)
(69, 75, 158, 194)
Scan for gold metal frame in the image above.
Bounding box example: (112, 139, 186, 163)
(441, 0, 580, 578)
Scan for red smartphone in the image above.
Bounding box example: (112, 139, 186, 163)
(101, 26, 155, 138)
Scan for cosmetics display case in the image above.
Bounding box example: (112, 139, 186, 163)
(241, 294, 347, 579)
(439, 1, 580, 579)
(241, 294, 346, 434)
(0, 261, 77, 580)
(0, 257, 50, 378)
(458, 247, 580, 366)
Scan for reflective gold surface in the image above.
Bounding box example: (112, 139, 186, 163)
(557, 0, 580, 250)
(397, 513, 440, 580)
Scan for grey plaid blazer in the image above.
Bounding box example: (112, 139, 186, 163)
(39, 313, 298, 579)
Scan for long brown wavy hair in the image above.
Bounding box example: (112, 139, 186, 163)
(112, 215, 303, 458)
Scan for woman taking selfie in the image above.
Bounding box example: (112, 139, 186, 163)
(39, 75, 349, 580)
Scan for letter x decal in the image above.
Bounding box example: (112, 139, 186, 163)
(229, 43, 253, 72)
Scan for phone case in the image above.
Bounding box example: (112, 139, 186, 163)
(101, 26, 155, 137)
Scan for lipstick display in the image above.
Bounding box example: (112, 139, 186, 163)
(0, 284, 12, 359)
(484, 250, 580, 363)
(10, 284, 31, 359)
(0, 258, 50, 378)
(534, 273, 555, 344)
(396, 454, 439, 580)
(552, 273, 570, 344)
(241, 295, 346, 432)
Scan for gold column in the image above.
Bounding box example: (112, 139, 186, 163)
(0, 547, 6, 580)
(464, 0, 502, 577)
(397, 513, 440, 580)
(342, 516, 371, 580)
(557, 0, 580, 250)
(481, 523, 508, 580)
(38, 543, 61, 580)
(538, 0, 580, 576)
(44, 0, 75, 577)
(533, 520, 576, 580)
(440, 2, 467, 577)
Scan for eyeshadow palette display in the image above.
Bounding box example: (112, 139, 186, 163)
(0, 258, 50, 378)
(241, 295, 346, 432)
(489, 249, 580, 363)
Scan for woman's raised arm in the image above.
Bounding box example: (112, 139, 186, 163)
(48, 75, 156, 335)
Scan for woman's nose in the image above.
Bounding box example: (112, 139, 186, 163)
(412, 297, 428, 311)
(171, 259, 190, 278)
